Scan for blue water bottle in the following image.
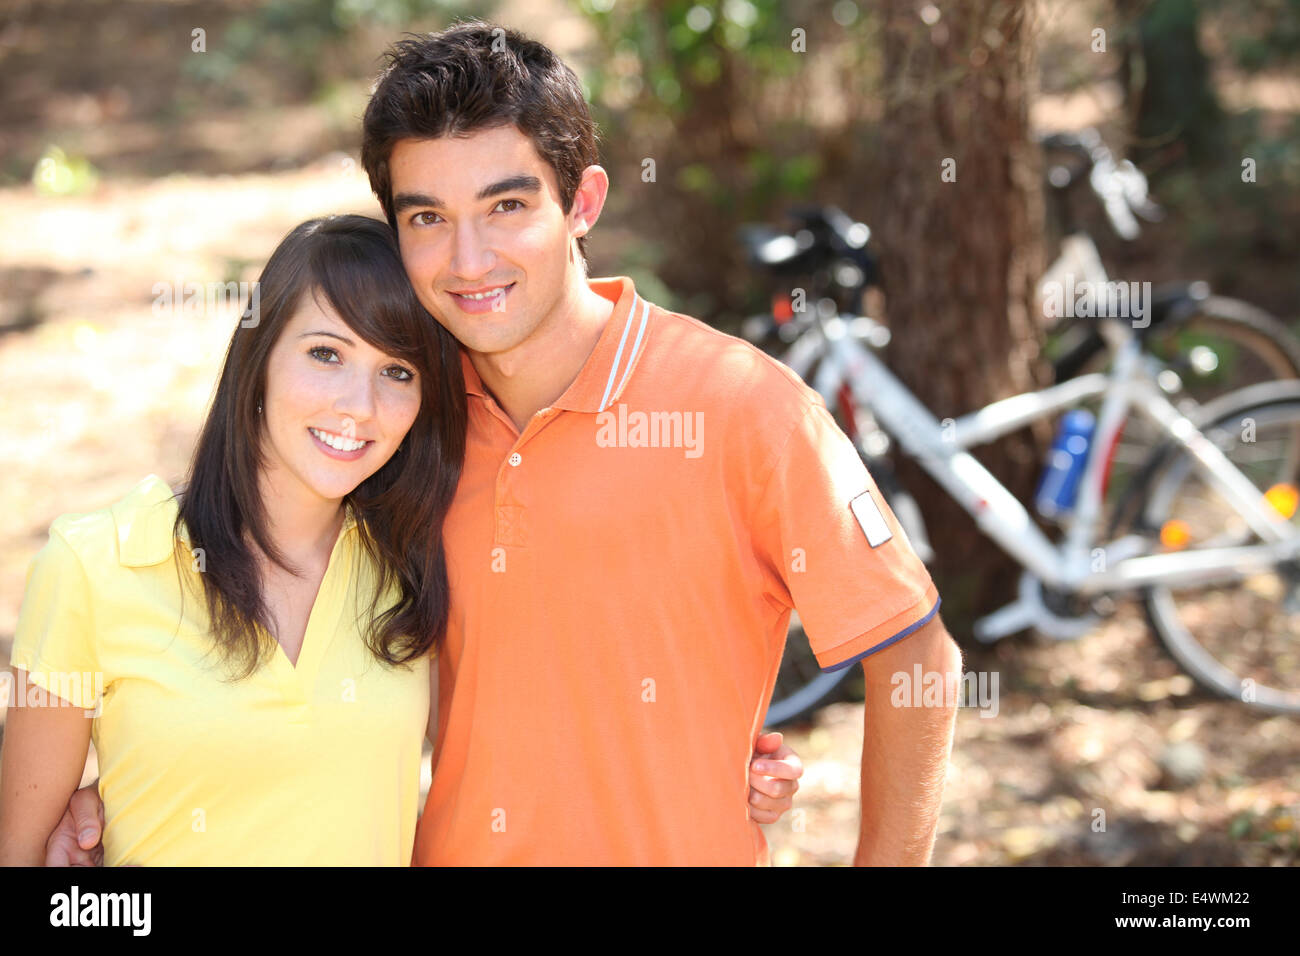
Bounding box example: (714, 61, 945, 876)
(1035, 409, 1096, 520)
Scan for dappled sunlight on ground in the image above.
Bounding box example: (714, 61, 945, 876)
(762, 603, 1298, 866)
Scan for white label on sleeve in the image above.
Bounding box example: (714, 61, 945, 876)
(850, 490, 893, 548)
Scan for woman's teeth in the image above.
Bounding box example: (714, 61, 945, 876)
(310, 428, 367, 451)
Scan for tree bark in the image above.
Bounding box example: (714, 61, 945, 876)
(876, 0, 1050, 635)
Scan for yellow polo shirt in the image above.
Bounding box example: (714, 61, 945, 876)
(9, 475, 429, 866)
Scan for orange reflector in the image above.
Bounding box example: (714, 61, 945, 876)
(1264, 483, 1299, 519)
(773, 295, 794, 323)
(1160, 520, 1191, 549)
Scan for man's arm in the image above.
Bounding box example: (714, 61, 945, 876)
(44, 785, 104, 866)
(854, 614, 961, 866)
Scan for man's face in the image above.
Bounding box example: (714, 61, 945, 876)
(389, 125, 579, 359)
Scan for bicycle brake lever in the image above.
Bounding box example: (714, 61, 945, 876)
(1115, 160, 1165, 223)
(1091, 157, 1141, 240)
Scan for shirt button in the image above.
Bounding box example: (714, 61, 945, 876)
(509, 452, 522, 467)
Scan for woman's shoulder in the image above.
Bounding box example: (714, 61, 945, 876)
(45, 474, 183, 572)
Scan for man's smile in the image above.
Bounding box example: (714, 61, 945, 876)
(447, 282, 516, 313)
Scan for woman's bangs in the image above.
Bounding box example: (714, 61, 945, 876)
(308, 236, 428, 364)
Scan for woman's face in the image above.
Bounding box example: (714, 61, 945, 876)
(259, 290, 421, 507)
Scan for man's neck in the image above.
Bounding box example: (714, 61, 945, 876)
(470, 277, 616, 432)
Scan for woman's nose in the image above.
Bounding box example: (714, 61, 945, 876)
(334, 370, 377, 427)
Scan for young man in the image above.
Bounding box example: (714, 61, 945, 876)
(360, 22, 959, 866)
(52, 20, 960, 865)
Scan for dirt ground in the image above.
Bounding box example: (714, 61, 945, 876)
(763, 614, 1299, 866)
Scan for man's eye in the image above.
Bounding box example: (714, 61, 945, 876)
(383, 365, 415, 382)
(495, 199, 523, 213)
(309, 346, 340, 363)
(412, 211, 442, 226)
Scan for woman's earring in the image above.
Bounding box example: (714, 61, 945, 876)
(257, 400, 263, 415)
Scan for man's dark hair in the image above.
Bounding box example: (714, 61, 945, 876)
(362, 21, 600, 262)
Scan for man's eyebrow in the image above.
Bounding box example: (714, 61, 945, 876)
(391, 175, 543, 212)
(476, 175, 543, 200)
(393, 191, 441, 212)
(298, 330, 356, 346)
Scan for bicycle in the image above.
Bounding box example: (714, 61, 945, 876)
(756, 301, 1300, 721)
(1038, 129, 1300, 517)
(743, 136, 1300, 725)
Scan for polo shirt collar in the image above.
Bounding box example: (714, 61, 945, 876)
(112, 474, 359, 568)
(113, 474, 185, 567)
(458, 276, 653, 414)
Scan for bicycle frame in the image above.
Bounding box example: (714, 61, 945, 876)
(789, 314, 1300, 598)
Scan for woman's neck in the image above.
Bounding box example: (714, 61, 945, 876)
(255, 469, 345, 573)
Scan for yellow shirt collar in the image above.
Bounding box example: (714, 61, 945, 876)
(111, 474, 358, 568)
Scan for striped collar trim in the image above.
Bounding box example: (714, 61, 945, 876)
(459, 276, 654, 414)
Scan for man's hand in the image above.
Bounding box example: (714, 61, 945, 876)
(747, 731, 803, 824)
(44, 782, 104, 866)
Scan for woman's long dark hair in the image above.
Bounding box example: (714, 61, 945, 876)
(177, 214, 465, 677)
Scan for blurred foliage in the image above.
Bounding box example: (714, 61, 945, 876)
(31, 146, 99, 197)
(2, 0, 1293, 319)
(1204, 0, 1300, 72)
(576, 0, 880, 321)
(579, 0, 845, 209)
(1119, 1, 1300, 302)
(181, 0, 494, 100)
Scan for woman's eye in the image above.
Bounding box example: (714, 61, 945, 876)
(495, 199, 523, 213)
(309, 346, 340, 363)
(384, 365, 415, 382)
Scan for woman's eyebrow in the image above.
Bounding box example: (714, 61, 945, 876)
(298, 330, 356, 345)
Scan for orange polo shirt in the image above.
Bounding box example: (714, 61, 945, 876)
(415, 276, 941, 865)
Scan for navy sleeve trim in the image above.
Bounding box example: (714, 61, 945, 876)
(819, 595, 942, 674)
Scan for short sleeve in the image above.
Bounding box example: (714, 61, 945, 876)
(8, 525, 102, 710)
(756, 400, 941, 671)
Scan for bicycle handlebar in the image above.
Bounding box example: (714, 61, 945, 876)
(736, 205, 876, 295)
(1040, 128, 1164, 239)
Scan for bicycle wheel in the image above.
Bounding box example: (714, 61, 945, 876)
(1072, 297, 1300, 525)
(1148, 297, 1300, 401)
(1138, 391, 1300, 714)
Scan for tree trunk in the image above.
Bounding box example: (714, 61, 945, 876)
(876, 0, 1050, 636)
(1119, 0, 1224, 167)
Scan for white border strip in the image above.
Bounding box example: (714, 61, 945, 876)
(599, 293, 640, 412)
(611, 297, 651, 403)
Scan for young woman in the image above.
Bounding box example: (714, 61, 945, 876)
(0, 215, 798, 866)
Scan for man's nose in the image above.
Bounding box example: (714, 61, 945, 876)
(449, 220, 495, 280)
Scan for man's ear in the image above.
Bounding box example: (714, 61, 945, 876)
(569, 164, 609, 241)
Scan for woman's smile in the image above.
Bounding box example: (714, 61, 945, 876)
(308, 426, 372, 460)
